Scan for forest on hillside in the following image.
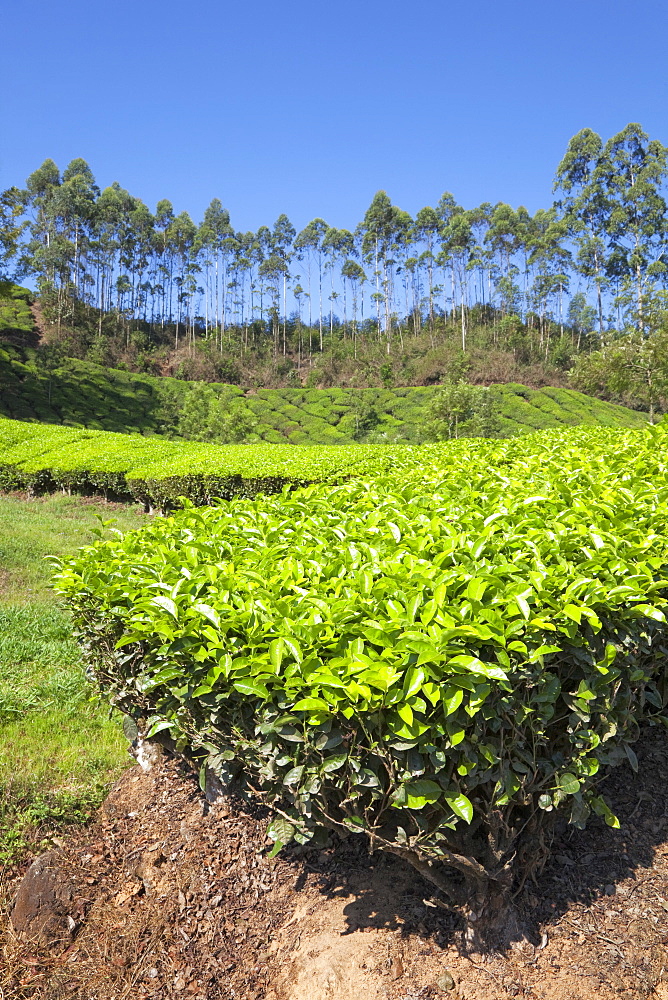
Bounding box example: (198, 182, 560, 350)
(1, 123, 668, 411)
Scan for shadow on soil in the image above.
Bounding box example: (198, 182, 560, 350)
(279, 723, 668, 951)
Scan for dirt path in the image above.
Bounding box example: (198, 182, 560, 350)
(29, 302, 46, 345)
(3, 727, 668, 999)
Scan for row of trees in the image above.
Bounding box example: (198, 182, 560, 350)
(1, 123, 666, 365)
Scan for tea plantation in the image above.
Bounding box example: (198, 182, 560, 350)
(0, 416, 399, 508)
(0, 346, 647, 442)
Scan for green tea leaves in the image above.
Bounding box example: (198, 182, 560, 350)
(445, 792, 473, 823)
(233, 678, 270, 699)
(50, 421, 668, 888)
(150, 596, 178, 618)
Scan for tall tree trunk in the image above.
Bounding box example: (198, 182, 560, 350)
(283, 272, 287, 356)
(636, 261, 645, 336)
(318, 256, 323, 352)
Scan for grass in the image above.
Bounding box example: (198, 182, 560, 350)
(0, 494, 145, 862)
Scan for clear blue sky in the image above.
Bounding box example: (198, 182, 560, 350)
(3, 0, 666, 234)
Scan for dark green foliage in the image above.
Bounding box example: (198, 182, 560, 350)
(176, 383, 254, 443)
(426, 382, 502, 440)
(0, 285, 34, 337)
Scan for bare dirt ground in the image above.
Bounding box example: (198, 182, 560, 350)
(3, 726, 668, 1000)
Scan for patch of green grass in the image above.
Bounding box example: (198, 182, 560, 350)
(0, 494, 145, 861)
(0, 493, 145, 603)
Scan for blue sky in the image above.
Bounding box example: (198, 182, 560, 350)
(3, 0, 667, 234)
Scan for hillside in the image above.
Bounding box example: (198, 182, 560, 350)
(0, 286, 38, 348)
(0, 347, 647, 443)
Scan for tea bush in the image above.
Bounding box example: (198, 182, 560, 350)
(54, 424, 668, 905)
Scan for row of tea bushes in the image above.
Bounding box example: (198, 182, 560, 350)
(0, 416, 406, 508)
(0, 348, 197, 434)
(54, 423, 668, 904)
(0, 286, 34, 339)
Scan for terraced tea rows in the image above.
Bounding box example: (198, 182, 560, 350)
(0, 416, 421, 508)
(0, 348, 647, 441)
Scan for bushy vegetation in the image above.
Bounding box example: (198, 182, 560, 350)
(54, 425, 668, 920)
(4, 125, 667, 399)
(0, 389, 649, 514)
(0, 349, 647, 444)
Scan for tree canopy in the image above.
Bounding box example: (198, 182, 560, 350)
(1, 125, 667, 410)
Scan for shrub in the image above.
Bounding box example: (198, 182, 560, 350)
(426, 382, 501, 440)
(54, 424, 668, 934)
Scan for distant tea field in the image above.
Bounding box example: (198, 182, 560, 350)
(0, 347, 647, 443)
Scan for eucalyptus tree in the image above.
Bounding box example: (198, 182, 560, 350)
(207, 200, 232, 308)
(554, 128, 611, 343)
(442, 209, 474, 350)
(568, 292, 597, 350)
(323, 227, 354, 338)
(403, 254, 422, 337)
(359, 191, 389, 343)
(293, 281, 306, 361)
(197, 199, 232, 341)
(254, 225, 273, 327)
(194, 217, 214, 338)
(55, 159, 99, 304)
(271, 213, 295, 353)
(229, 231, 256, 347)
(359, 191, 410, 352)
(14, 124, 667, 371)
(528, 207, 571, 351)
(90, 184, 120, 333)
(219, 225, 239, 344)
(466, 203, 493, 309)
(485, 203, 522, 290)
(341, 259, 366, 357)
(513, 205, 535, 314)
(258, 253, 288, 355)
(294, 225, 313, 347)
(0, 187, 27, 292)
(390, 209, 415, 348)
(153, 199, 175, 329)
(596, 123, 668, 335)
(167, 211, 197, 348)
(433, 192, 460, 319)
(105, 184, 148, 340)
(25, 160, 64, 311)
(434, 194, 475, 345)
(415, 205, 442, 332)
(25, 159, 61, 256)
(295, 218, 329, 350)
(90, 185, 152, 347)
(126, 199, 154, 325)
